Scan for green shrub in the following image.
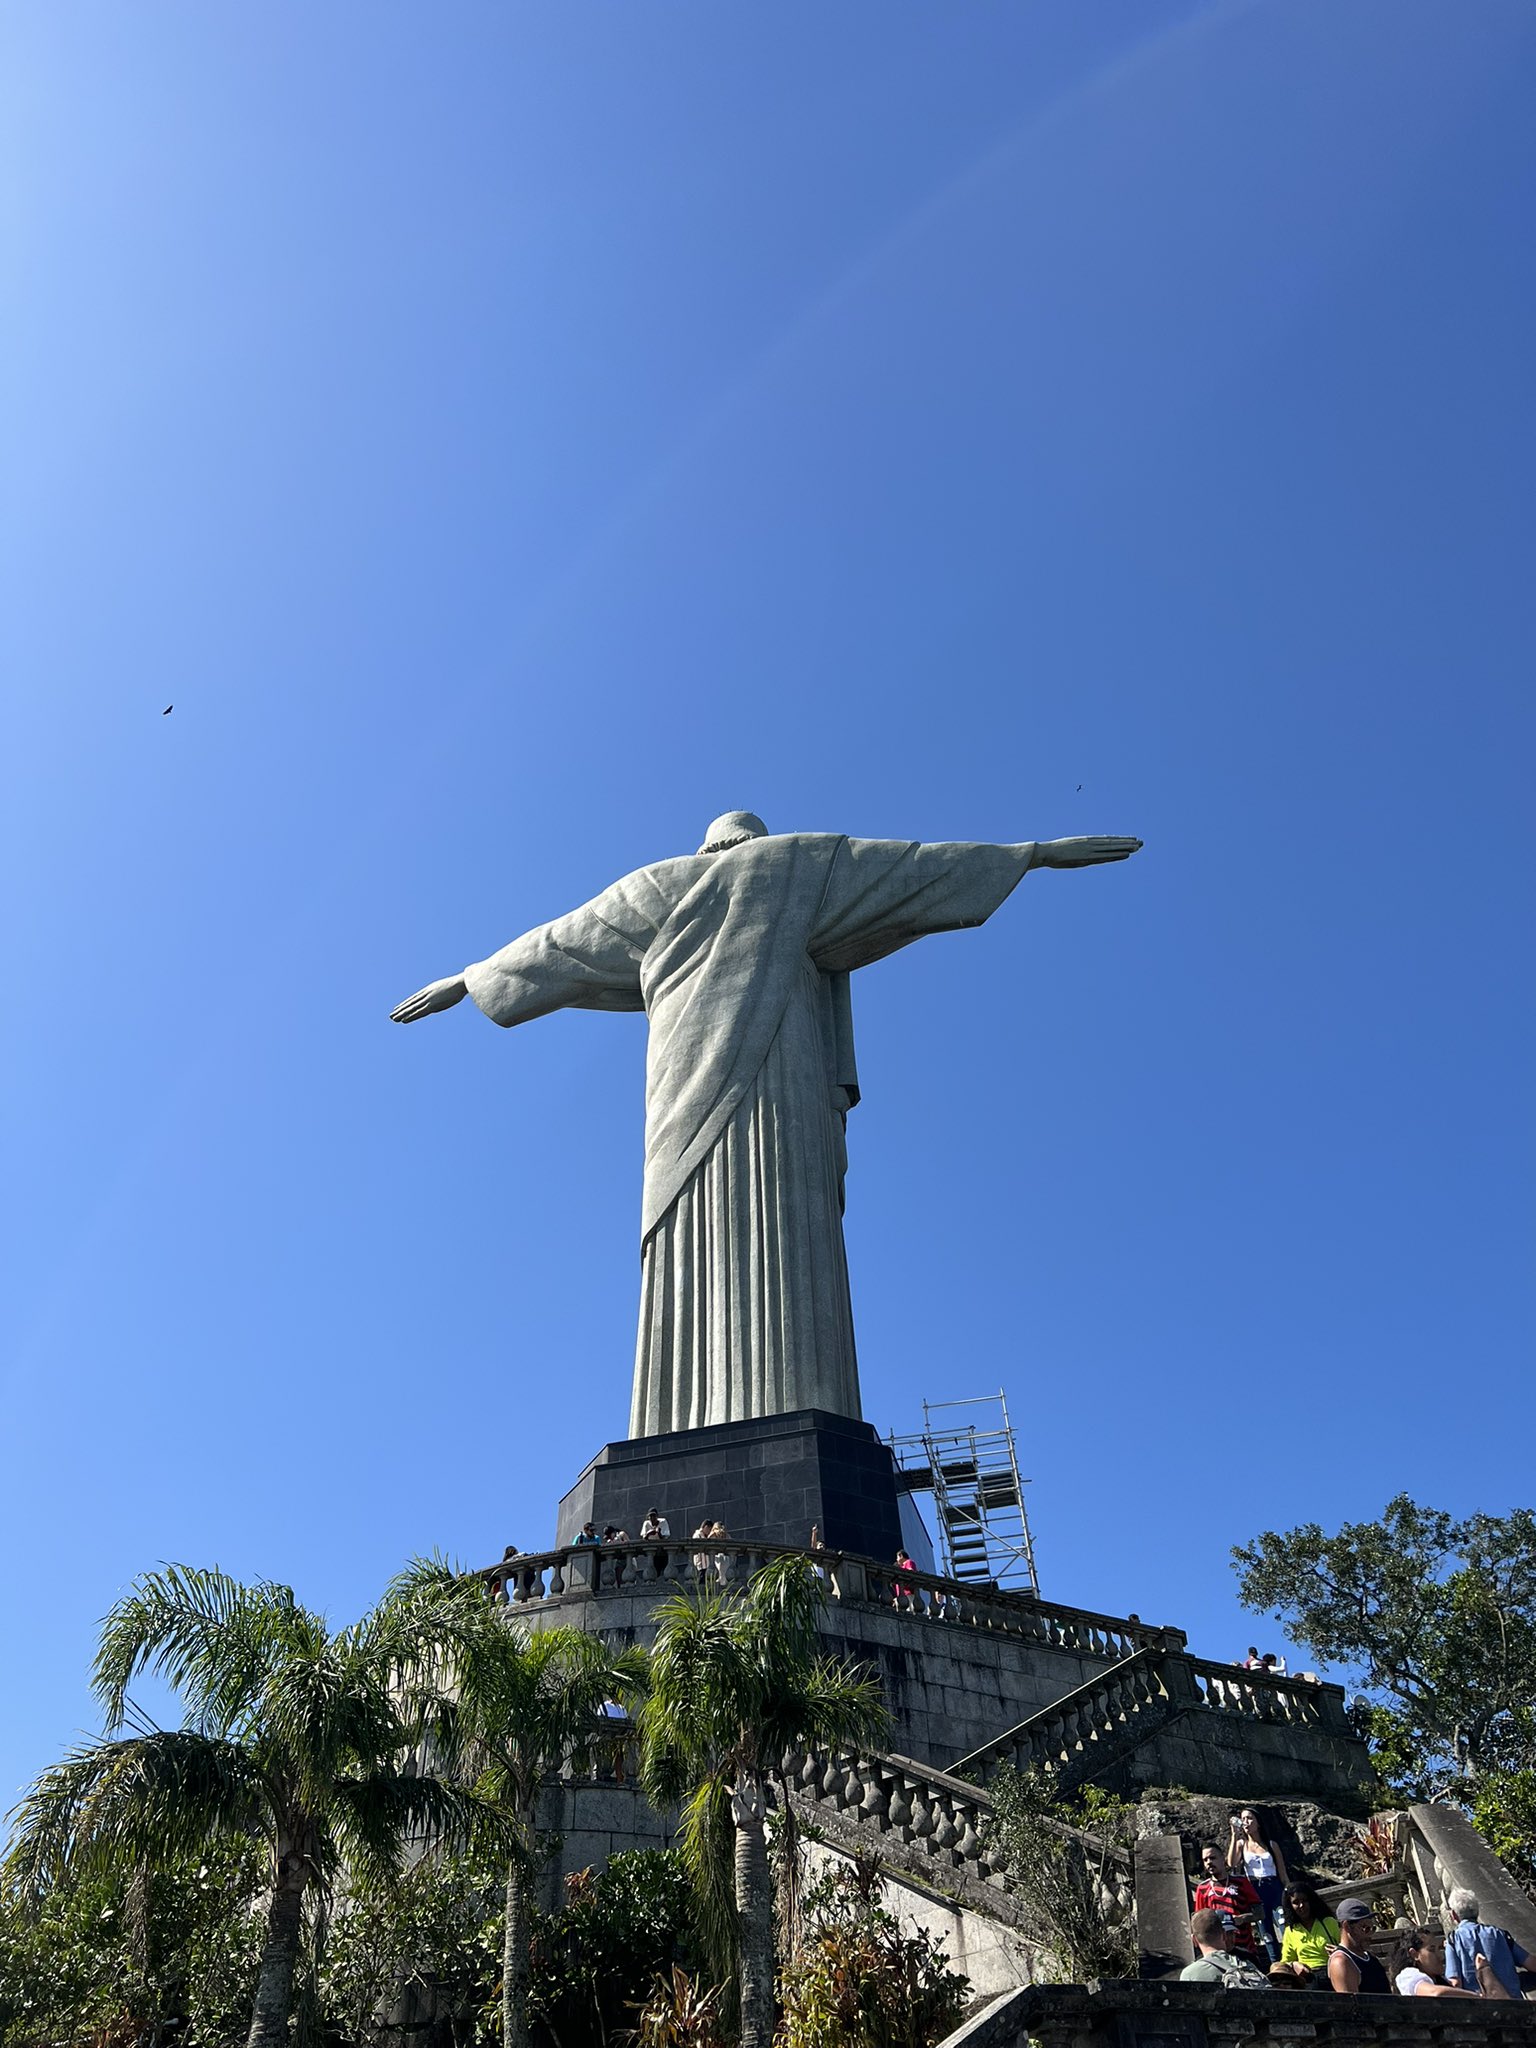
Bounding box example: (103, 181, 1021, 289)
(527, 1850, 701, 2046)
(775, 1857, 968, 2048)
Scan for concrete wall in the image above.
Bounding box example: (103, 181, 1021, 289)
(1099, 1702, 1377, 1812)
(799, 1835, 1033, 2005)
(524, 1584, 1121, 1768)
(534, 1778, 673, 1908)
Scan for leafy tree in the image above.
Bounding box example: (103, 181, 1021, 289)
(1232, 1497, 1536, 1790)
(384, 1561, 648, 2048)
(323, 1843, 504, 2048)
(4, 1565, 483, 2048)
(525, 1849, 699, 2045)
(637, 1554, 890, 2048)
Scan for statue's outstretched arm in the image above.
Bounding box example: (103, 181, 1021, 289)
(1030, 836, 1142, 869)
(390, 973, 468, 1023)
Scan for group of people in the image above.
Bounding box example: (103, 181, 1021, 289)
(1185, 1814, 1531, 2002)
(568, 1509, 736, 1583)
(1236, 1646, 1288, 1676)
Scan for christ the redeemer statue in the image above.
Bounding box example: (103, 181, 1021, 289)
(393, 815, 1140, 1439)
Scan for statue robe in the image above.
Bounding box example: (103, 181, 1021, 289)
(462, 833, 1038, 1437)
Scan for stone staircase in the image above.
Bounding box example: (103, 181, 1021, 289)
(949, 1648, 1175, 1794)
(772, 1740, 1133, 1950)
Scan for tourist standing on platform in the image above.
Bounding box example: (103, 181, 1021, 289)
(893, 1548, 917, 1611)
(1229, 1807, 1288, 1959)
(640, 1506, 670, 1574)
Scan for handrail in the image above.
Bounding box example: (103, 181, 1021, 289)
(779, 1738, 1134, 1919)
(480, 1536, 1179, 1661)
(1184, 1654, 1334, 1706)
(949, 1647, 1162, 1782)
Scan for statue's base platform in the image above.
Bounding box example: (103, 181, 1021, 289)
(555, 1408, 904, 1563)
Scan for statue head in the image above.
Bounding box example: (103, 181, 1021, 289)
(698, 810, 769, 854)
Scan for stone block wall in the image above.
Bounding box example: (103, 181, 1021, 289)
(1093, 1703, 1376, 1813)
(525, 1582, 1123, 1767)
(943, 1983, 1536, 2048)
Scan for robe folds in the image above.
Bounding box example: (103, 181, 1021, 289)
(462, 834, 1037, 1438)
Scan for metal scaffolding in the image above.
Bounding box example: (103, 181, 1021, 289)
(887, 1390, 1039, 1594)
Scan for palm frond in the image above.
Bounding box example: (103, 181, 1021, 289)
(325, 1771, 507, 1893)
(5, 1731, 265, 1897)
(757, 1656, 890, 1766)
(676, 1771, 738, 1990)
(91, 1564, 323, 1736)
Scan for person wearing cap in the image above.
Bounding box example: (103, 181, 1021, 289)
(1180, 1908, 1271, 1989)
(1328, 1900, 1390, 1994)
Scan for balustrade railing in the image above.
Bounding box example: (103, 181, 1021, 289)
(948, 1642, 1351, 1789)
(480, 1538, 1173, 1661)
(951, 1648, 1170, 1786)
(778, 1742, 1135, 1923)
(1186, 1655, 1331, 1727)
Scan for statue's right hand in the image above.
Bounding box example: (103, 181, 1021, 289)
(390, 974, 468, 1023)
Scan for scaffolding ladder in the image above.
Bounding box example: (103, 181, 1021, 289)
(887, 1391, 1039, 1594)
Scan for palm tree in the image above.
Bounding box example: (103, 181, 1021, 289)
(4, 1564, 485, 2048)
(637, 1553, 890, 2048)
(386, 1560, 649, 2048)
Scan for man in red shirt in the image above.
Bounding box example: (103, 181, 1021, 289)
(1192, 1844, 1266, 1963)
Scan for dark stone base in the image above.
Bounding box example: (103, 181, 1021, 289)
(555, 1409, 904, 1564)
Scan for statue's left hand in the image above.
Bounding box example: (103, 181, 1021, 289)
(1034, 836, 1143, 868)
(390, 974, 468, 1023)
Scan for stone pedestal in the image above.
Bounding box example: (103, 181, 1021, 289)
(555, 1408, 904, 1563)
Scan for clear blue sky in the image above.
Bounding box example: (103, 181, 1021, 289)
(3, 1, 1532, 1806)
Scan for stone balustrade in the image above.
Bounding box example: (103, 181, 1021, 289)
(480, 1537, 1177, 1662)
(951, 1647, 1170, 1785)
(949, 1643, 1353, 1791)
(1186, 1655, 1336, 1726)
(778, 1741, 1135, 1924)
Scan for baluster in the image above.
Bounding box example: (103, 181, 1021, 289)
(886, 1777, 914, 1835)
(859, 1767, 890, 1829)
(931, 1798, 961, 1863)
(548, 1555, 566, 1598)
(909, 1789, 936, 1845)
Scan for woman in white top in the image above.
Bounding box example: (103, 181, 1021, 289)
(1394, 1928, 1494, 1997)
(1228, 1807, 1288, 1961)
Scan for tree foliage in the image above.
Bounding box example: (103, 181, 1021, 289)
(4, 1564, 488, 2048)
(982, 1765, 1137, 1984)
(382, 1559, 648, 2048)
(322, 1845, 504, 2048)
(637, 1555, 890, 2048)
(1232, 1496, 1536, 1788)
(525, 1849, 700, 2046)
(0, 1838, 264, 2048)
